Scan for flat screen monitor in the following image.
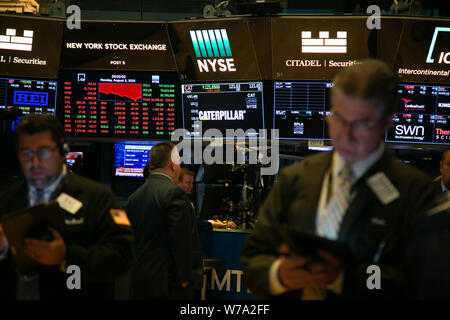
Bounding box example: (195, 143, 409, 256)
(385, 83, 450, 145)
(114, 143, 154, 178)
(273, 81, 332, 140)
(181, 81, 265, 139)
(0, 76, 57, 116)
(60, 70, 178, 140)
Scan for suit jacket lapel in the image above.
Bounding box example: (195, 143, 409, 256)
(338, 152, 391, 241)
(299, 152, 333, 232)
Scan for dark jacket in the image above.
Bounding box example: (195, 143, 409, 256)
(0, 172, 135, 300)
(241, 151, 438, 299)
(126, 173, 202, 299)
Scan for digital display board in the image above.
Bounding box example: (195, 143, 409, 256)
(272, 17, 375, 80)
(61, 70, 178, 140)
(61, 21, 176, 71)
(385, 83, 450, 144)
(114, 143, 153, 178)
(273, 81, 332, 140)
(378, 17, 450, 84)
(0, 77, 57, 115)
(181, 82, 264, 139)
(0, 14, 63, 78)
(167, 18, 261, 81)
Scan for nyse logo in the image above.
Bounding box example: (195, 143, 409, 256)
(0, 28, 34, 52)
(395, 124, 425, 136)
(426, 27, 450, 64)
(14, 91, 48, 106)
(301, 31, 347, 53)
(190, 29, 236, 72)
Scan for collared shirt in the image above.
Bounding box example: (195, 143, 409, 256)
(28, 165, 67, 206)
(269, 142, 386, 297)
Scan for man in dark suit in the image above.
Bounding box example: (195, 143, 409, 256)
(126, 143, 202, 299)
(0, 114, 134, 300)
(433, 148, 450, 193)
(241, 59, 438, 299)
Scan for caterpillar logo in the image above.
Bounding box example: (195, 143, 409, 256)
(190, 29, 236, 72)
(14, 91, 48, 106)
(426, 27, 450, 64)
(0, 28, 34, 52)
(301, 31, 347, 53)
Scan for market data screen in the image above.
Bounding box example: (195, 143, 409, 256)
(273, 81, 332, 140)
(385, 84, 450, 145)
(61, 70, 178, 139)
(0, 77, 57, 115)
(181, 82, 264, 139)
(114, 143, 153, 178)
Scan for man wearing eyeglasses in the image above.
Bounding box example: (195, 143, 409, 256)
(241, 59, 438, 299)
(0, 113, 134, 300)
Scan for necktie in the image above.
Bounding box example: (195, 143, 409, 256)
(35, 189, 45, 205)
(318, 164, 354, 240)
(304, 164, 354, 300)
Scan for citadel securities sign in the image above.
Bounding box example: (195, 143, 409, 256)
(272, 17, 373, 80)
(0, 15, 63, 78)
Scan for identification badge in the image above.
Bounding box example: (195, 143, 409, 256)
(367, 172, 400, 205)
(56, 192, 83, 215)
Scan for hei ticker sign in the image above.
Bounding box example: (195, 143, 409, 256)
(190, 29, 236, 73)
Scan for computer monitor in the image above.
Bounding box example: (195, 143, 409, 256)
(114, 143, 154, 178)
(385, 83, 450, 145)
(60, 70, 178, 140)
(181, 81, 265, 139)
(273, 80, 333, 140)
(0, 77, 57, 116)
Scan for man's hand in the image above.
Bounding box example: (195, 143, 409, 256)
(278, 244, 342, 290)
(316, 249, 342, 284)
(25, 227, 66, 266)
(0, 224, 8, 251)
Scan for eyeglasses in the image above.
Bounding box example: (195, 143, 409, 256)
(18, 146, 58, 160)
(326, 112, 379, 134)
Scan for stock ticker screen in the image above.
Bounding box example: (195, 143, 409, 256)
(61, 70, 178, 140)
(114, 143, 153, 178)
(385, 83, 450, 145)
(273, 81, 332, 140)
(0, 77, 57, 115)
(181, 82, 265, 138)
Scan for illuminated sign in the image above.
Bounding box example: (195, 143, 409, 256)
(13, 91, 48, 106)
(301, 31, 347, 54)
(426, 27, 450, 64)
(0, 28, 33, 52)
(190, 29, 236, 72)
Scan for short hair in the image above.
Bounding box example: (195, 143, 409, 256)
(148, 142, 176, 171)
(16, 113, 64, 153)
(179, 167, 194, 182)
(331, 59, 399, 119)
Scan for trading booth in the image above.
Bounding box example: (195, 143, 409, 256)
(1, 12, 449, 300)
